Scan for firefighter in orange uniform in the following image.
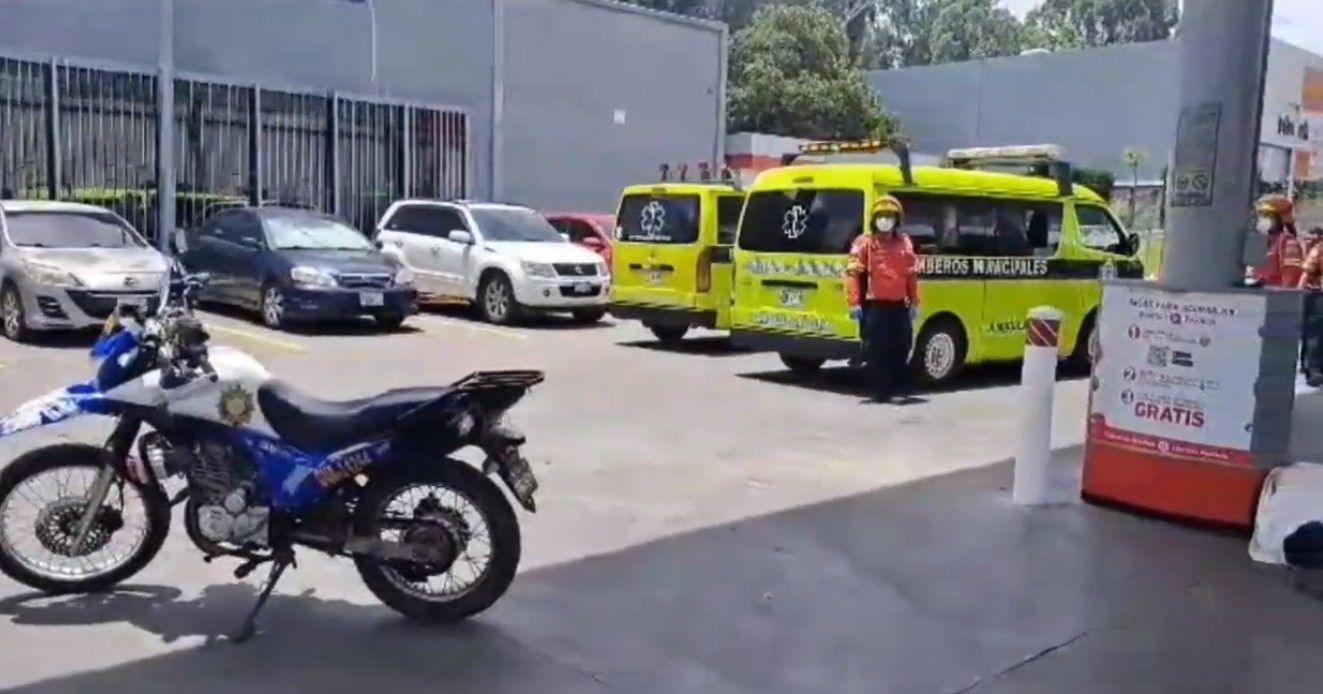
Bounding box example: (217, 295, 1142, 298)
(846, 195, 919, 403)
(1299, 226, 1323, 383)
(1253, 195, 1303, 288)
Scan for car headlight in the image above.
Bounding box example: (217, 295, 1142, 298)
(290, 266, 337, 288)
(393, 267, 414, 287)
(521, 261, 556, 278)
(24, 261, 82, 288)
(596, 261, 610, 276)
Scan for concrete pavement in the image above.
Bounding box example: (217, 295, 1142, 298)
(0, 309, 1319, 692)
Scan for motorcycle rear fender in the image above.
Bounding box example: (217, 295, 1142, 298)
(0, 382, 107, 440)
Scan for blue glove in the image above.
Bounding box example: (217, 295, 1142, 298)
(908, 306, 918, 323)
(849, 306, 862, 322)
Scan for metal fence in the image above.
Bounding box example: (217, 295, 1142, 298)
(0, 54, 470, 242)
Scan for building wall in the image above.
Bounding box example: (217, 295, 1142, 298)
(0, 0, 726, 210)
(498, 0, 725, 212)
(869, 41, 1179, 182)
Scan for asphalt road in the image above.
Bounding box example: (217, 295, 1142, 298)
(0, 306, 1096, 692)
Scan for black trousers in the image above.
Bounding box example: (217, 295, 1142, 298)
(862, 300, 912, 398)
(1304, 292, 1323, 378)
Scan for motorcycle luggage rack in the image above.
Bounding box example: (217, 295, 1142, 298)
(449, 370, 545, 393)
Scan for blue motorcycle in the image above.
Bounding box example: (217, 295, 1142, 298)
(0, 269, 542, 641)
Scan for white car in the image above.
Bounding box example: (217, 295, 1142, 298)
(374, 200, 611, 324)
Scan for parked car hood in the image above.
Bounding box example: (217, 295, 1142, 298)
(22, 246, 168, 291)
(279, 249, 394, 275)
(483, 241, 604, 265)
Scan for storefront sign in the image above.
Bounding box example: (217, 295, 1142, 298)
(1089, 284, 1265, 466)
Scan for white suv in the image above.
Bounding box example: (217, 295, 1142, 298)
(374, 200, 610, 324)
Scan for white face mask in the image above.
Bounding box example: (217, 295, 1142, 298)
(874, 216, 897, 233)
(1256, 217, 1274, 234)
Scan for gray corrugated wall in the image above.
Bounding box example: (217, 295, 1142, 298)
(498, 0, 725, 213)
(869, 41, 1180, 181)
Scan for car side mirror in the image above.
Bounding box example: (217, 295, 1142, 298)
(447, 229, 473, 244)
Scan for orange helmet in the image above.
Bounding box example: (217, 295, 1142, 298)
(1256, 195, 1295, 225)
(872, 195, 904, 221)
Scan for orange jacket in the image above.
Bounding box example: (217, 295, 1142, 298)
(1257, 232, 1304, 287)
(1301, 244, 1323, 290)
(845, 232, 919, 306)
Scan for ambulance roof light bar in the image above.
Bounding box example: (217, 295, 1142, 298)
(781, 138, 913, 185)
(945, 144, 1072, 196)
(658, 161, 742, 190)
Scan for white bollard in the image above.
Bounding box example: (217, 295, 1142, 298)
(1013, 306, 1064, 506)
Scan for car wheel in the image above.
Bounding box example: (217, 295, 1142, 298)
(911, 317, 967, 386)
(570, 307, 607, 324)
(1, 284, 30, 343)
(375, 314, 406, 332)
(478, 273, 521, 325)
(779, 353, 825, 375)
(646, 324, 688, 344)
(260, 284, 285, 330)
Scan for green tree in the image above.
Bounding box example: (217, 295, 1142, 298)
(1023, 0, 1179, 51)
(865, 0, 1023, 68)
(727, 4, 897, 140)
(927, 0, 1023, 64)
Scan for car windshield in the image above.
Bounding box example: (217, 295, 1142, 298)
(265, 216, 374, 251)
(4, 210, 145, 249)
(470, 207, 564, 243)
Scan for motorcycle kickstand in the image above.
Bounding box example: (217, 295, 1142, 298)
(230, 548, 295, 644)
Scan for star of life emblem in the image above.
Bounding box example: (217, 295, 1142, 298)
(640, 201, 666, 236)
(782, 205, 808, 239)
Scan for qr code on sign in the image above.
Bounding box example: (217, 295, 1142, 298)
(1147, 345, 1169, 367)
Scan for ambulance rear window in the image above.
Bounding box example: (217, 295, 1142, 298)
(737, 189, 864, 255)
(616, 194, 700, 244)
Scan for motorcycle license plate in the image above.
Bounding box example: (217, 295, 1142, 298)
(359, 291, 385, 307)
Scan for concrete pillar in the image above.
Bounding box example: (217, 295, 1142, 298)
(155, 0, 176, 251)
(1159, 0, 1274, 291)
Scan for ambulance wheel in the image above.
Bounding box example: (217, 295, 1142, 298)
(911, 318, 966, 386)
(1069, 313, 1099, 373)
(647, 324, 688, 344)
(779, 354, 824, 375)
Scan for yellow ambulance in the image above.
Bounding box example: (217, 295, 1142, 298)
(608, 164, 747, 343)
(729, 141, 1144, 384)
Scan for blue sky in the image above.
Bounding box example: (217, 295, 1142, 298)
(999, 0, 1323, 56)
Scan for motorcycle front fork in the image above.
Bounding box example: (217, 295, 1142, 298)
(70, 416, 143, 554)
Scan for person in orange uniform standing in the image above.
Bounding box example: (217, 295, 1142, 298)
(1299, 225, 1323, 383)
(846, 195, 919, 403)
(1253, 195, 1303, 287)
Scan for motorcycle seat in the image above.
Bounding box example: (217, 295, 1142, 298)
(256, 380, 450, 452)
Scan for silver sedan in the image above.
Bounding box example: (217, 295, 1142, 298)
(0, 200, 168, 342)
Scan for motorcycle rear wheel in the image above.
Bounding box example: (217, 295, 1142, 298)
(353, 459, 521, 624)
(0, 444, 171, 594)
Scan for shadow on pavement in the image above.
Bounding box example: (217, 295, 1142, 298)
(8, 449, 1323, 693)
(615, 335, 746, 357)
(739, 362, 1086, 398)
(423, 304, 613, 331)
(199, 303, 422, 337)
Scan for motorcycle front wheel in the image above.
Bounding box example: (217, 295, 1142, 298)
(352, 459, 522, 624)
(0, 443, 171, 594)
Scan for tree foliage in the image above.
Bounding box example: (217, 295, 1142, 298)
(865, 0, 1023, 69)
(727, 4, 896, 140)
(1023, 0, 1179, 51)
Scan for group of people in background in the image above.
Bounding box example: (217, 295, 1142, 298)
(1252, 195, 1323, 386)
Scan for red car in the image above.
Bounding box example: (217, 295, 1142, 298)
(543, 212, 614, 269)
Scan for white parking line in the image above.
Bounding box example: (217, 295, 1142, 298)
(413, 314, 528, 341)
(206, 323, 311, 353)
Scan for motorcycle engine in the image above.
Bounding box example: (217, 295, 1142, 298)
(186, 441, 270, 547)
